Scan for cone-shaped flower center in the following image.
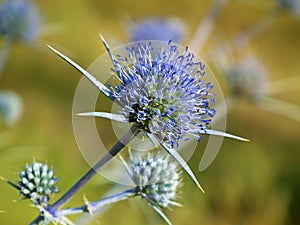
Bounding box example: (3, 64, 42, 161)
(126, 153, 182, 209)
(19, 162, 58, 206)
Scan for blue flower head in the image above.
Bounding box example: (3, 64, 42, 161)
(48, 37, 247, 192)
(109, 41, 216, 149)
(121, 152, 182, 224)
(126, 153, 182, 208)
(0, 91, 23, 126)
(128, 18, 187, 43)
(18, 161, 59, 207)
(225, 57, 268, 103)
(277, 0, 300, 16)
(1, 161, 58, 208)
(0, 0, 41, 43)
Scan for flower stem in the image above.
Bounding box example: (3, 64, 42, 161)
(57, 187, 139, 217)
(29, 215, 44, 225)
(74, 185, 124, 225)
(259, 97, 300, 122)
(189, 0, 227, 52)
(48, 125, 139, 212)
(0, 37, 12, 77)
(233, 8, 280, 49)
(30, 125, 139, 224)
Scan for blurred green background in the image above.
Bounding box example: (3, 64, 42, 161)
(0, 0, 300, 224)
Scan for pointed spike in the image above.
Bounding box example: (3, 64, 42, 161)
(99, 35, 112, 56)
(151, 204, 173, 225)
(119, 158, 136, 186)
(83, 195, 93, 216)
(260, 97, 300, 123)
(142, 194, 173, 225)
(99, 34, 117, 66)
(204, 129, 249, 142)
(159, 141, 205, 193)
(170, 201, 183, 207)
(0, 176, 7, 182)
(0, 176, 20, 190)
(119, 155, 133, 177)
(99, 35, 122, 79)
(197, 184, 205, 193)
(147, 133, 160, 148)
(47, 45, 114, 100)
(76, 112, 127, 122)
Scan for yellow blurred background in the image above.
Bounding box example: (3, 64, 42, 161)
(0, 0, 299, 224)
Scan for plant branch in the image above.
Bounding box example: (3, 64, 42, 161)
(57, 188, 139, 217)
(29, 124, 139, 225)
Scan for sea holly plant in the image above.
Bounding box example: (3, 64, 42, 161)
(3, 161, 59, 207)
(0, 161, 62, 223)
(53, 152, 183, 225)
(4, 152, 184, 224)
(4, 37, 247, 224)
(48, 37, 247, 188)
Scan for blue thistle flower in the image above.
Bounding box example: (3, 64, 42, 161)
(127, 18, 187, 43)
(0, 0, 41, 43)
(18, 161, 59, 207)
(126, 153, 182, 209)
(277, 0, 300, 16)
(0, 90, 23, 126)
(48, 37, 247, 193)
(225, 57, 268, 103)
(121, 152, 182, 225)
(37, 153, 182, 225)
(108, 41, 216, 149)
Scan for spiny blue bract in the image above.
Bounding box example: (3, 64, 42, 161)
(0, 0, 40, 43)
(19, 162, 58, 206)
(109, 41, 216, 148)
(128, 18, 186, 43)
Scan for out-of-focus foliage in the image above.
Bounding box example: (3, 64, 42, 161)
(0, 0, 299, 224)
